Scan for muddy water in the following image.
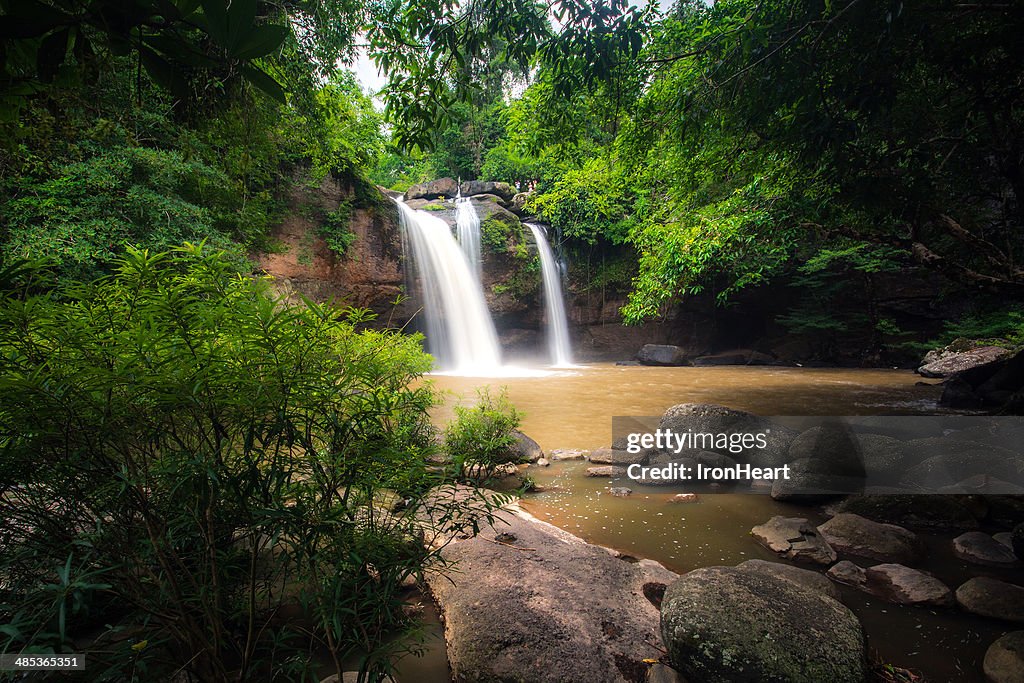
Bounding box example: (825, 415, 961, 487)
(422, 364, 1013, 683)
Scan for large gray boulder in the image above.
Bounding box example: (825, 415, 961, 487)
(917, 345, 1013, 378)
(460, 180, 515, 202)
(984, 631, 1024, 683)
(956, 577, 1024, 622)
(405, 177, 459, 200)
(736, 559, 841, 601)
(658, 403, 795, 468)
(817, 513, 924, 564)
(900, 451, 1024, 491)
(426, 502, 676, 683)
(660, 566, 868, 683)
(509, 430, 543, 463)
(637, 344, 689, 366)
(751, 516, 837, 565)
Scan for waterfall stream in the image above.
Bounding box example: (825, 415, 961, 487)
(454, 197, 482, 279)
(395, 200, 502, 373)
(526, 222, 574, 366)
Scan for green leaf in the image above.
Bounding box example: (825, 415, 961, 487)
(230, 24, 288, 60)
(240, 64, 285, 103)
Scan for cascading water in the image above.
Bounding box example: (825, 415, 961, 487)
(526, 223, 574, 366)
(395, 200, 502, 373)
(454, 197, 482, 279)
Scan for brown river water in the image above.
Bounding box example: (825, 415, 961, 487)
(388, 364, 1014, 683)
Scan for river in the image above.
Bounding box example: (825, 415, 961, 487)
(399, 364, 1010, 683)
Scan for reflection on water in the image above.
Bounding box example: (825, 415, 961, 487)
(426, 363, 1008, 683)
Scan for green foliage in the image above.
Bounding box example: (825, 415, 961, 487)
(0, 245, 500, 680)
(444, 388, 522, 479)
(930, 308, 1024, 349)
(530, 157, 633, 245)
(319, 205, 357, 257)
(480, 212, 523, 252)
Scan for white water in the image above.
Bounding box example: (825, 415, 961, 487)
(454, 197, 482, 279)
(526, 223, 574, 366)
(396, 200, 503, 374)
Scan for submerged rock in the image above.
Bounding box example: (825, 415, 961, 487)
(426, 502, 676, 683)
(586, 465, 626, 477)
(984, 631, 1024, 683)
(953, 531, 1022, 567)
(609, 486, 633, 497)
(956, 577, 1024, 622)
(660, 566, 868, 683)
(750, 516, 837, 565)
(817, 513, 924, 565)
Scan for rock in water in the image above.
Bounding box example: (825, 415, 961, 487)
(984, 631, 1024, 683)
(861, 564, 954, 607)
(952, 531, 1022, 567)
(658, 403, 795, 468)
(817, 513, 924, 564)
(426, 502, 676, 683)
(637, 344, 689, 366)
(660, 566, 868, 683)
(917, 345, 1013, 378)
(509, 430, 543, 463)
(751, 516, 837, 565)
(956, 577, 1024, 622)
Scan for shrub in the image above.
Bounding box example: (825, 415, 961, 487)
(444, 389, 522, 480)
(0, 244, 497, 681)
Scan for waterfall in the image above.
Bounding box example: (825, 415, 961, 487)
(455, 197, 482, 279)
(395, 200, 502, 373)
(526, 223, 574, 366)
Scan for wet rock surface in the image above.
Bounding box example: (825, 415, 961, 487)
(736, 559, 841, 601)
(953, 531, 1022, 567)
(984, 631, 1024, 683)
(956, 577, 1024, 622)
(425, 500, 677, 683)
(817, 513, 924, 564)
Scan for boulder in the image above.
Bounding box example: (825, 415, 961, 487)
(510, 192, 531, 216)
(856, 433, 909, 485)
(917, 345, 1013, 378)
(750, 516, 837, 566)
(405, 177, 459, 200)
(835, 494, 980, 530)
(586, 466, 626, 477)
(549, 448, 588, 461)
(658, 404, 795, 468)
(827, 560, 867, 588)
(510, 430, 544, 463)
(460, 180, 515, 202)
(466, 192, 508, 207)
(736, 559, 841, 601)
(861, 563, 954, 607)
(952, 531, 1022, 567)
(660, 566, 868, 683)
(941, 348, 1024, 410)
(589, 447, 650, 466)
(956, 577, 1024, 622)
(426, 501, 676, 683)
(817, 513, 924, 564)
(637, 344, 689, 366)
(984, 631, 1024, 683)
(770, 458, 863, 504)
(900, 451, 1024, 490)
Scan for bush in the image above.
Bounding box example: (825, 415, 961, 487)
(444, 389, 522, 480)
(0, 244, 497, 681)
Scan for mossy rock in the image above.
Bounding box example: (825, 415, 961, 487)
(474, 199, 523, 252)
(661, 566, 868, 683)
